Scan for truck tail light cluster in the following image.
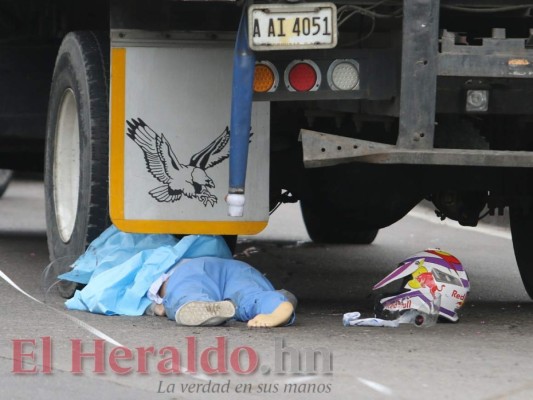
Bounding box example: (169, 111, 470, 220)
(253, 59, 360, 94)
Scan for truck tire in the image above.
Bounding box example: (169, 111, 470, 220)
(44, 32, 110, 296)
(0, 170, 13, 198)
(510, 206, 533, 299)
(300, 201, 379, 244)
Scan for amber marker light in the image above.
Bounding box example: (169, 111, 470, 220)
(253, 61, 278, 93)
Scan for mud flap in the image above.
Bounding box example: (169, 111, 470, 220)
(109, 35, 269, 235)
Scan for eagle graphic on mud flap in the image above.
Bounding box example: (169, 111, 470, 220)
(126, 118, 231, 207)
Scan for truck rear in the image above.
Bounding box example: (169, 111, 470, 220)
(2, 0, 533, 298)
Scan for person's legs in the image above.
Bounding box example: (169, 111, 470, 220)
(162, 258, 235, 326)
(221, 259, 295, 327)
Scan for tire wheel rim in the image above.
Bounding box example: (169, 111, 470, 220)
(53, 88, 80, 243)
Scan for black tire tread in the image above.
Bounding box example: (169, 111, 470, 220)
(0, 170, 13, 198)
(300, 201, 379, 245)
(45, 31, 110, 264)
(510, 206, 533, 299)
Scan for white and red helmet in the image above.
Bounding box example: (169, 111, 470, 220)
(373, 249, 470, 322)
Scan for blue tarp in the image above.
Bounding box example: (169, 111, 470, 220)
(59, 226, 232, 316)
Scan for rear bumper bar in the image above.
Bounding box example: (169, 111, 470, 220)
(301, 129, 533, 168)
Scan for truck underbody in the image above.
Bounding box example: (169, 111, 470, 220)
(2, 0, 533, 297)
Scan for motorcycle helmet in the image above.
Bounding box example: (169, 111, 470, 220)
(373, 249, 470, 322)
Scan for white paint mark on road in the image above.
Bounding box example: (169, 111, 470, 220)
(182, 369, 216, 383)
(357, 377, 395, 396)
(0, 270, 124, 347)
(283, 376, 321, 384)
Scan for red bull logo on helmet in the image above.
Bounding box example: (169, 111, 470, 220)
(384, 298, 412, 311)
(407, 261, 444, 299)
(451, 290, 466, 301)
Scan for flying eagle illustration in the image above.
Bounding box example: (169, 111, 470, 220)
(126, 118, 231, 207)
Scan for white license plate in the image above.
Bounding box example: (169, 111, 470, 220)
(248, 3, 337, 51)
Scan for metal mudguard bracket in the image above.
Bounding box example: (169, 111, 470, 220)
(397, 0, 440, 150)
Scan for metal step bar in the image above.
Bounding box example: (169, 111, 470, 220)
(301, 129, 533, 168)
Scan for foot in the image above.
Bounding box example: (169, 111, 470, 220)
(247, 301, 294, 328)
(175, 301, 235, 326)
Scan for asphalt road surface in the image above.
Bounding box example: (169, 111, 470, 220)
(1, 178, 532, 400)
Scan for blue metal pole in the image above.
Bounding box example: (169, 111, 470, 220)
(227, 6, 255, 217)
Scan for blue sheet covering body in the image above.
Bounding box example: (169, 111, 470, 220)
(59, 226, 232, 315)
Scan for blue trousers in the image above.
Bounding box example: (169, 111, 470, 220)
(162, 257, 290, 322)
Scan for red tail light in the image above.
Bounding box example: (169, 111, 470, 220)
(285, 60, 321, 92)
